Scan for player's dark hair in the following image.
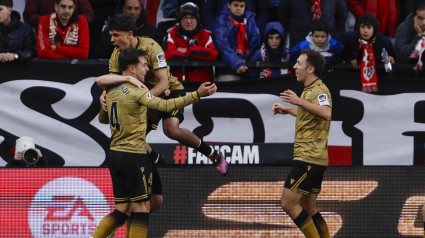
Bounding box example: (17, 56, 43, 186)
(109, 14, 136, 33)
(311, 21, 329, 35)
(0, 0, 12, 7)
(414, 2, 425, 15)
(118, 48, 147, 71)
(300, 49, 325, 77)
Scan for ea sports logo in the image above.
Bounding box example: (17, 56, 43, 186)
(28, 177, 110, 237)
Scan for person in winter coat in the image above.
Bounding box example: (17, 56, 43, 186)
(291, 20, 344, 65)
(249, 21, 289, 78)
(203, 0, 269, 38)
(347, 0, 400, 39)
(92, 0, 163, 59)
(0, 0, 36, 63)
(214, 0, 261, 81)
(36, 0, 89, 59)
(279, 0, 348, 48)
(164, 2, 218, 82)
(335, 13, 395, 93)
(395, 2, 425, 71)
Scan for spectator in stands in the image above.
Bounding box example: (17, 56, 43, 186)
(158, 0, 205, 39)
(214, 0, 261, 81)
(88, 0, 118, 58)
(279, 0, 348, 48)
(335, 13, 395, 93)
(23, 0, 93, 30)
(347, 0, 400, 39)
(249, 21, 289, 78)
(92, 0, 163, 59)
(203, 0, 269, 36)
(164, 2, 218, 82)
(0, 0, 36, 63)
(395, 3, 425, 72)
(36, 0, 89, 59)
(291, 20, 344, 65)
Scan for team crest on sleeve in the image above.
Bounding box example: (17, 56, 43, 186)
(318, 94, 330, 106)
(146, 92, 154, 99)
(156, 53, 167, 68)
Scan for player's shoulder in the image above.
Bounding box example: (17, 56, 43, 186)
(137, 36, 160, 49)
(313, 79, 330, 94)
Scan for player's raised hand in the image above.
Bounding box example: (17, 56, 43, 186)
(197, 82, 217, 97)
(280, 89, 301, 106)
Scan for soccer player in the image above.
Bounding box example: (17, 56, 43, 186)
(99, 14, 228, 176)
(272, 49, 332, 238)
(91, 48, 217, 238)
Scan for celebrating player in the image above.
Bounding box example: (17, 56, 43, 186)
(273, 49, 332, 238)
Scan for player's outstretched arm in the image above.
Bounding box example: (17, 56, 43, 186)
(272, 103, 297, 117)
(96, 74, 147, 90)
(197, 82, 217, 97)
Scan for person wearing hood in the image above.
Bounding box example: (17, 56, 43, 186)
(92, 0, 163, 59)
(214, 0, 261, 81)
(36, 0, 90, 59)
(291, 20, 344, 65)
(0, 0, 36, 63)
(335, 13, 395, 93)
(249, 21, 289, 78)
(164, 2, 218, 82)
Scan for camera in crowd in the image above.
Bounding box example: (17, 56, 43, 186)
(15, 137, 39, 165)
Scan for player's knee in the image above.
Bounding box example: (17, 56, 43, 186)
(280, 197, 293, 212)
(163, 126, 179, 139)
(150, 195, 163, 213)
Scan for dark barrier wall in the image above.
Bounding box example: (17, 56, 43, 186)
(0, 60, 424, 166)
(0, 167, 424, 237)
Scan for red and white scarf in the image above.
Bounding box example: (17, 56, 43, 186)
(228, 16, 249, 56)
(358, 37, 378, 93)
(409, 36, 425, 72)
(49, 13, 79, 46)
(311, 0, 321, 21)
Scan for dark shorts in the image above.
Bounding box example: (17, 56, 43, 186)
(284, 160, 327, 195)
(151, 164, 162, 195)
(147, 89, 186, 133)
(107, 150, 153, 204)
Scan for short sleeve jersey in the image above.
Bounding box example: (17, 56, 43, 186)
(109, 36, 184, 91)
(99, 83, 199, 153)
(293, 79, 332, 166)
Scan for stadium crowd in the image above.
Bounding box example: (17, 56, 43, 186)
(1, 0, 425, 81)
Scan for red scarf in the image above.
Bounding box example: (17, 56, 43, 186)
(228, 16, 249, 56)
(311, 0, 321, 21)
(358, 37, 378, 93)
(409, 36, 425, 72)
(48, 13, 79, 46)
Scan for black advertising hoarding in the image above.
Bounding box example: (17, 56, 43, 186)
(0, 59, 424, 166)
(0, 167, 424, 237)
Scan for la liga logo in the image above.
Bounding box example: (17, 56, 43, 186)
(28, 177, 110, 237)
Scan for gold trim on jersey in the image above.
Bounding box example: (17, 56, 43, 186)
(130, 194, 149, 201)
